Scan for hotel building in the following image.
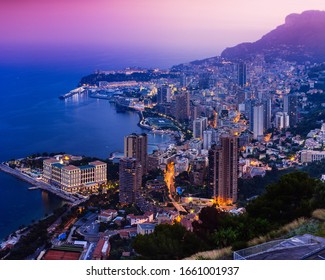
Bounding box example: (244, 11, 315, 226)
(43, 159, 107, 192)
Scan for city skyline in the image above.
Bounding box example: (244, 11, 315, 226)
(1, 0, 325, 263)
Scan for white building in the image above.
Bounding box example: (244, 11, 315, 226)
(98, 209, 118, 223)
(275, 112, 289, 130)
(174, 156, 189, 176)
(301, 150, 325, 163)
(42, 158, 107, 192)
(253, 104, 264, 140)
(137, 223, 156, 235)
(203, 130, 213, 150)
(193, 117, 208, 140)
(127, 212, 154, 225)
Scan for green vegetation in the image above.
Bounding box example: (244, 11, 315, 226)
(247, 172, 325, 222)
(302, 158, 325, 178)
(290, 108, 325, 137)
(108, 235, 134, 260)
(5, 205, 68, 260)
(237, 167, 293, 202)
(133, 223, 207, 259)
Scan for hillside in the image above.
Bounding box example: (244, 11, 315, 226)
(221, 10, 325, 63)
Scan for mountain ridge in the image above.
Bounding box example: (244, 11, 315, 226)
(221, 10, 325, 63)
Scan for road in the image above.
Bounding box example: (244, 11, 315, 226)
(76, 213, 101, 242)
(0, 163, 86, 204)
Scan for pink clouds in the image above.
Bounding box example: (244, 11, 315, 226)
(1, 0, 325, 56)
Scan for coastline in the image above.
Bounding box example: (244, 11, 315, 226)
(0, 163, 80, 203)
(0, 163, 87, 246)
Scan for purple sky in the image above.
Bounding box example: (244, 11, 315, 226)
(1, 0, 325, 64)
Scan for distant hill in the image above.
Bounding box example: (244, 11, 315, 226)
(221, 10, 325, 63)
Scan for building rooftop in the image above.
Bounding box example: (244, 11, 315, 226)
(44, 158, 60, 164)
(62, 165, 79, 171)
(79, 165, 95, 170)
(137, 223, 156, 230)
(234, 234, 325, 260)
(52, 163, 65, 169)
(89, 160, 107, 166)
(99, 209, 117, 217)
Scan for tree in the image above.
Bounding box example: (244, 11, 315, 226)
(132, 223, 207, 259)
(246, 172, 320, 224)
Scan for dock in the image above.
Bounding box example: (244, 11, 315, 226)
(28, 186, 40, 190)
(0, 163, 84, 203)
(59, 87, 87, 99)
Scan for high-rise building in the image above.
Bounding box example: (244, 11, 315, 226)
(175, 90, 190, 122)
(180, 73, 187, 87)
(157, 85, 171, 104)
(253, 104, 264, 140)
(237, 62, 247, 87)
(208, 144, 220, 199)
(275, 112, 290, 129)
(245, 99, 255, 131)
(208, 135, 238, 205)
(237, 88, 245, 105)
(203, 129, 213, 150)
(284, 93, 298, 127)
(193, 117, 208, 140)
(263, 98, 272, 130)
(124, 133, 148, 175)
(119, 157, 142, 205)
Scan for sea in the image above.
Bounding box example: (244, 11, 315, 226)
(0, 47, 202, 241)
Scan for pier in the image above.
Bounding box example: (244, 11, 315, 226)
(28, 186, 40, 190)
(59, 87, 87, 99)
(0, 163, 83, 203)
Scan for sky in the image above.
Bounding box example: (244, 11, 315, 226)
(1, 0, 325, 66)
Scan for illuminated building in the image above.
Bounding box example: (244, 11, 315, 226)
(119, 157, 142, 205)
(193, 117, 208, 140)
(157, 84, 171, 104)
(42, 159, 107, 192)
(124, 133, 148, 175)
(208, 135, 238, 205)
(175, 90, 190, 122)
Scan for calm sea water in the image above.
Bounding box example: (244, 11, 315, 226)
(0, 48, 196, 241)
